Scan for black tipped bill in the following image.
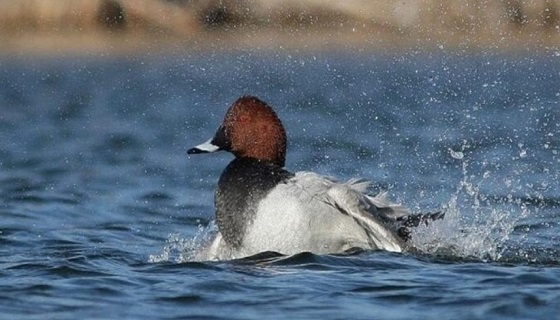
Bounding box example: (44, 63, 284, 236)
(188, 125, 230, 155)
(187, 138, 221, 154)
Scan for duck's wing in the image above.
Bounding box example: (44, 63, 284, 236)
(343, 178, 411, 220)
(294, 172, 406, 252)
(326, 182, 406, 252)
(345, 178, 445, 241)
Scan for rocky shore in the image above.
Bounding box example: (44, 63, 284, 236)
(1, 0, 559, 55)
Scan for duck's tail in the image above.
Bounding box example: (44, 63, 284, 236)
(396, 211, 445, 241)
(346, 178, 445, 243)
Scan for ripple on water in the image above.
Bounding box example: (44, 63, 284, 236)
(0, 53, 559, 320)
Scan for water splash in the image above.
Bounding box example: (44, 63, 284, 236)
(148, 222, 216, 263)
(411, 143, 531, 262)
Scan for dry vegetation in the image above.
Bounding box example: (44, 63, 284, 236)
(1, 0, 559, 54)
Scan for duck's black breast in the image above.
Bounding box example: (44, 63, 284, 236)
(215, 157, 294, 248)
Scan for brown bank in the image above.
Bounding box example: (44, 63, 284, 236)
(1, 0, 559, 55)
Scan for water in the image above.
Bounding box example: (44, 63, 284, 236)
(0, 51, 559, 319)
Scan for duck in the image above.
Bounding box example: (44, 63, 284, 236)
(188, 96, 442, 261)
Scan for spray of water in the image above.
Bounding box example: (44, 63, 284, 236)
(411, 143, 531, 262)
(148, 222, 217, 263)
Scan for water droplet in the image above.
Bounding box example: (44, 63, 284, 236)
(449, 148, 464, 159)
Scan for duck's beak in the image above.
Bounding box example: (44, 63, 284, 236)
(187, 138, 220, 154)
(187, 125, 229, 154)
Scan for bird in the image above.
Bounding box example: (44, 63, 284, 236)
(188, 96, 443, 260)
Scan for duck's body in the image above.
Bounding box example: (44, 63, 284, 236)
(198, 158, 408, 260)
(188, 96, 441, 261)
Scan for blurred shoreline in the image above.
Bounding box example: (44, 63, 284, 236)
(1, 0, 560, 56)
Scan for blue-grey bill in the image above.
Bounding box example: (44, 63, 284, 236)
(187, 138, 220, 154)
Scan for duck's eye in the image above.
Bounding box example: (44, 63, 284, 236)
(239, 115, 250, 123)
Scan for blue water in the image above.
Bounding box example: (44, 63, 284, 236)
(0, 50, 559, 319)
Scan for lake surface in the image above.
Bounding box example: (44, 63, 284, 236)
(0, 50, 559, 319)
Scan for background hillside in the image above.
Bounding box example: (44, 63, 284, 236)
(1, 0, 559, 54)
